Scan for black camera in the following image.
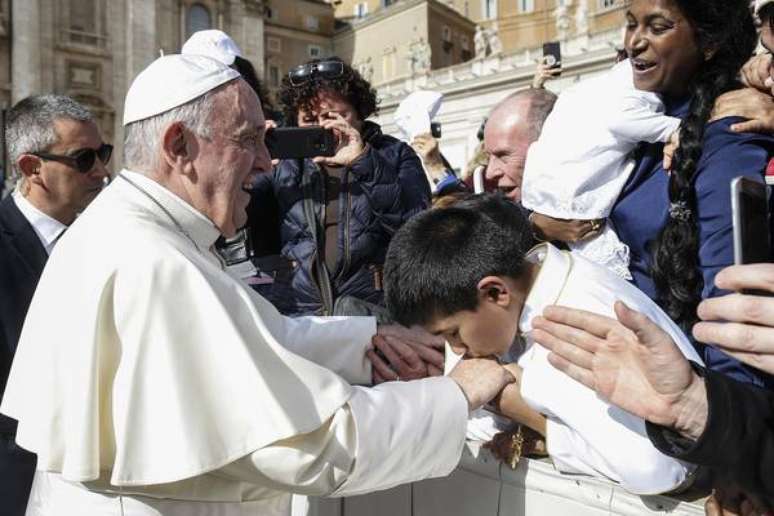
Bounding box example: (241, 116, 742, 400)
(265, 127, 337, 160)
(430, 122, 442, 139)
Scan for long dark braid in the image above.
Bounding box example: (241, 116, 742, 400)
(651, 0, 756, 329)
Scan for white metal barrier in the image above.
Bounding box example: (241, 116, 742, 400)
(300, 442, 705, 516)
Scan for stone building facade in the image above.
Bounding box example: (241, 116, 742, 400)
(1, 0, 267, 187)
(263, 1, 336, 99)
(372, 3, 629, 174)
(334, 0, 627, 63)
(333, 0, 476, 87)
(0, 0, 627, 191)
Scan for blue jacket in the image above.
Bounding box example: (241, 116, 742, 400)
(249, 121, 431, 316)
(611, 96, 774, 388)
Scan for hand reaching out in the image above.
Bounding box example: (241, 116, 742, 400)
(411, 133, 446, 179)
(693, 264, 774, 375)
(711, 88, 774, 134)
(532, 301, 708, 440)
(532, 57, 562, 89)
(448, 357, 516, 412)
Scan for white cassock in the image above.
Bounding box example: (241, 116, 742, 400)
(1, 170, 469, 516)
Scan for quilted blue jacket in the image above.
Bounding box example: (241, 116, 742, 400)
(249, 121, 431, 316)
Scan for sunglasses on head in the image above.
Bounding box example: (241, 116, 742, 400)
(31, 143, 113, 174)
(288, 60, 345, 86)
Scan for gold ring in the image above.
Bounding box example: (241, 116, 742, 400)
(589, 220, 601, 233)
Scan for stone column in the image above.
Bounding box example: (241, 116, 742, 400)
(126, 0, 158, 83)
(231, 0, 264, 77)
(11, 0, 42, 102)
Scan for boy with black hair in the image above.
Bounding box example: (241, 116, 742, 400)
(383, 194, 703, 495)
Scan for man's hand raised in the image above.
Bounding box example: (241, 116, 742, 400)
(532, 302, 708, 440)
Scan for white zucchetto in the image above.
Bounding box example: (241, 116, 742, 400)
(123, 54, 240, 126)
(182, 29, 243, 65)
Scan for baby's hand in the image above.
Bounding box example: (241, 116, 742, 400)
(663, 130, 680, 172)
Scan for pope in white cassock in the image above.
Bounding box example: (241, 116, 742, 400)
(0, 55, 515, 515)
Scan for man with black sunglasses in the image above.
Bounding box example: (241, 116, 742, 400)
(0, 94, 109, 516)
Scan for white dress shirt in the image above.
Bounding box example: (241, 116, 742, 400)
(521, 60, 681, 279)
(11, 190, 67, 254)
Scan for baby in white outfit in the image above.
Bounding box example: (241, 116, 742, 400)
(521, 59, 680, 279)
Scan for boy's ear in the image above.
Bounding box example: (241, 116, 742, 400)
(476, 276, 511, 307)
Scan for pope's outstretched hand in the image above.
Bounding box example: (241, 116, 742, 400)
(448, 358, 516, 413)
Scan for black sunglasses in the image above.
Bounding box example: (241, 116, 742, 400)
(288, 60, 345, 86)
(31, 143, 113, 174)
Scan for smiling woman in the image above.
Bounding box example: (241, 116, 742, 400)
(609, 0, 774, 387)
(625, 2, 703, 97)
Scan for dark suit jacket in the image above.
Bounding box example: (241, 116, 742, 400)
(0, 195, 47, 434)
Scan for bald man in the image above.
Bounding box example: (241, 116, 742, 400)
(484, 89, 602, 243)
(483, 89, 557, 202)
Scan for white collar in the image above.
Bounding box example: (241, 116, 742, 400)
(120, 170, 222, 250)
(518, 243, 573, 334)
(11, 190, 68, 254)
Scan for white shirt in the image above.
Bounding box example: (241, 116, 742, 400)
(11, 190, 67, 254)
(517, 243, 702, 495)
(3, 169, 469, 516)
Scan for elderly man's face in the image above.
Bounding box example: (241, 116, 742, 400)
(192, 80, 271, 237)
(483, 108, 534, 203)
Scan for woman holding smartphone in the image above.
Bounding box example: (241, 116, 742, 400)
(248, 58, 430, 317)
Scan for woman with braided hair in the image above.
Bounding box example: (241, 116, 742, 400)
(608, 0, 774, 387)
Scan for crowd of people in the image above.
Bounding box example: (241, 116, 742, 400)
(1, 0, 774, 515)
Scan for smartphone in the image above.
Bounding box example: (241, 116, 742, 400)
(542, 41, 562, 75)
(430, 121, 442, 139)
(731, 176, 771, 266)
(265, 127, 336, 160)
